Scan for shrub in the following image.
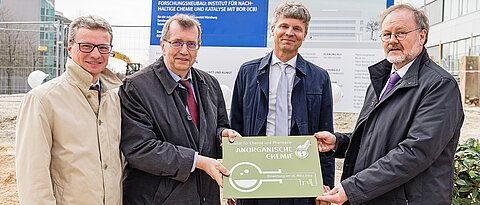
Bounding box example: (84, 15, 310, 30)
(453, 138, 480, 205)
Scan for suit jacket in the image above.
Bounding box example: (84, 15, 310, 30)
(335, 48, 464, 205)
(119, 57, 229, 205)
(230, 52, 335, 205)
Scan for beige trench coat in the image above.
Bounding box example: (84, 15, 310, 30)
(16, 59, 122, 205)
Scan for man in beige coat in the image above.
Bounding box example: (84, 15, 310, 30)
(15, 15, 122, 205)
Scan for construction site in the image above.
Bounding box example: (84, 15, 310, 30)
(2, 0, 480, 204)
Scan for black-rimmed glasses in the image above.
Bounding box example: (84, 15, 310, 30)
(70, 40, 112, 54)
(380, 28, 423, 42)
(164, 40, 199, 50)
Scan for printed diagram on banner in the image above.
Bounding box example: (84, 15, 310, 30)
(222, 136, 324, 198)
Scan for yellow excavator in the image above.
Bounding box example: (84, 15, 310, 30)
(110, 51, 141, 76)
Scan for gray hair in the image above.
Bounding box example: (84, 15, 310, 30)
(68, 15, 113, 43)
(272, 1, 311, 33)
(161, 14, 202, 43)
(380, 4, 429, 44)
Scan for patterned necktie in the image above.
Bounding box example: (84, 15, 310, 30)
(380, 72, 401, 100)
(89, 85, 100, 102)
(275, 63, 289, 136)
(178, 80, 199, 128)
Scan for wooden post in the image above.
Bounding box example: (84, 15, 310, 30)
(471, 33, 474, 56)
(460, 56, 480, 104)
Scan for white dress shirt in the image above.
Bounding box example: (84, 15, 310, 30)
(266, 54, 297, 136)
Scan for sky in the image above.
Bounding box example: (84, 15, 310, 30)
(55, 0, 152, 26)
(55, 0, 153, 73)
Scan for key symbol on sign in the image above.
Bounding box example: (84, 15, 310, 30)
(229, 162, 318, 192)
(295, 140, 311, 159)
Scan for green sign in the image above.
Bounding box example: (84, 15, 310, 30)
(222, 136, 324, 198)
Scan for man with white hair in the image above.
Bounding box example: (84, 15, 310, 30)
(315, 4, 464, 205)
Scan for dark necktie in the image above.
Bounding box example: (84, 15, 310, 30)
(380, 73, 401, 100)
(178, 80, 199, 128)
(90, 85, 100, 102)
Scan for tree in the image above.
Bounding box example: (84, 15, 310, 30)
(366, 20, 379, 41)
(0, 8, 41, 94)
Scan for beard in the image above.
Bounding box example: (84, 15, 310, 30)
(386, 38, 423, 65)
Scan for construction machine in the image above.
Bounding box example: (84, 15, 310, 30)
(110, 51, 141, 76)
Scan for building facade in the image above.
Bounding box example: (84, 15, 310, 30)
(307, 10, 371, 42)
(398, 0, 480, 77)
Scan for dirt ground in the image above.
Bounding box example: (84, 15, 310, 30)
(1, 98, 479, 204)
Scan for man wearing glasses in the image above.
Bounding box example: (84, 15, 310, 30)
(315, 4, 464, 205)
(119, 14, 240, 204)
(16, 15, 122, 204)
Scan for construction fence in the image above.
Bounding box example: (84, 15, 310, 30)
(0, 21, 69, 94)
(0, 20, 150, 95)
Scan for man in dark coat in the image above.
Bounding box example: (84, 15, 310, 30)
(316, 4, 464, 205)
(119, 14, 240, 204)
(229, 2, 335, 205)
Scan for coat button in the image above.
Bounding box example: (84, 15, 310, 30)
(98, 120, 102, 126)
(187, 115, 193, 121)
(104, 164, 108, 170)
(202, 197, 206, 202)
(87, 93, 92, 98)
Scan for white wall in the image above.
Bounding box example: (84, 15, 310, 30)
(427, 11, 480, 46)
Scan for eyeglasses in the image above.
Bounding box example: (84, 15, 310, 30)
(70, 40, 112, 54)
(380, 28, 422, 42)
(164, 40, 199, 50)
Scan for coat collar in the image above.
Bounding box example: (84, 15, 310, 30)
(257, 51, 307, 76)
(368, 47, 429, 98)
(65, 58, 122, 92)
(154, 56, 206, 95)
(256, 51, 309, 103)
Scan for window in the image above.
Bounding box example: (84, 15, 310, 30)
(444, 0, 452, 21)
(467, 0, 477, 13)
(441, 42, 458, 73)
(474, 36, 480, 56)
(451, 0, 460, 19)
(427, 45, 440, 62)
(466, 38, 472, 56)
(425, 0, 443, 25)
(460, 0, 468, 15)
(457, 39, 467, 57)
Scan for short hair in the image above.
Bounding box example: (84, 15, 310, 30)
(161, 14, 202, 43)
(68, 15, 113, 43)
(272, 1, 311, 33)
(380, 4, 429, 44)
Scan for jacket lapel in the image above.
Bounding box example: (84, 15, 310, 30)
(191, 68, 206, 151)
(153, 57, 200, 150)
(291, 54, 307, 134)
(254, 53, 271, 135)
(369, 48, 427, 103)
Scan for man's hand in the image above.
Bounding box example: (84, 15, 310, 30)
(314, 131, 336, 152)
(316, 183, 348, 205)
(196, 155, 230, 187)
(316, 186, 332, 205)
(222, 128, 242, 143)
(227, 199, 236, 205)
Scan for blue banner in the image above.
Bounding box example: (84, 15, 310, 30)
(387, 0, 394, 8)
(150, 0, 269, 47)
